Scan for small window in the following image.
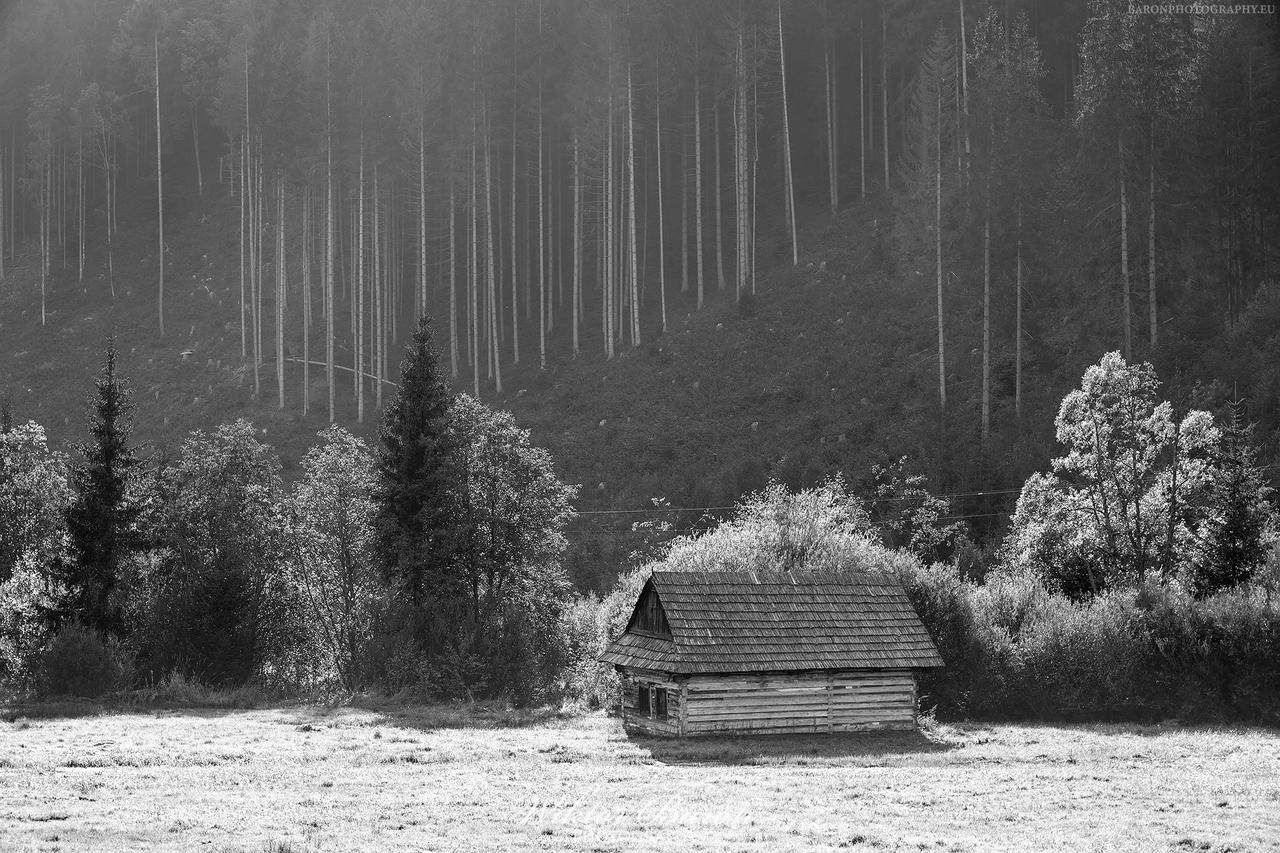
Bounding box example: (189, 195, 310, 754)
(653, 687, 668, 720)
(635, 683, 669, 720)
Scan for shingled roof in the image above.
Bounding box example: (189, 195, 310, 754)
(599, 571, 943, 674)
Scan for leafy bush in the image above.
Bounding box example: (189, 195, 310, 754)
(557, 593, 618, 710)
(1012, 592, 1145, 720)
(903, 565, 1280, 723)
(38, 623, 134, 698)
(895, 561, 996, 717)
(130, 421, 302, 688)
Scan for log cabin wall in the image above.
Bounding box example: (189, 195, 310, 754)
(619, 669, 684, 736)
(682, 669, 917, 736)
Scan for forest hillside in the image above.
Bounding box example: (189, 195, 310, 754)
(1, 0, 1278, 590)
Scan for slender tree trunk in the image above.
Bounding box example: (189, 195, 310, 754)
(714, 98, 726, 292)
(572, 134, 581, 356)
(958, 0, 970, 181)
(484, 97, 502, 393)
(605, 60, 615, 359)
(627, 57, 641, 346)
(548, 136, 556, 333)
(373, 167, 383, 413)
(1015, 199, 1023, 419)
(356, 139, 366, 421)
(40, 149, 48, 325)
(1119, 129, 1131, 360)
(859, 15, 866, 200)
(277, 175, 286, 410)
(154, 31, 165, 337)
(77, 128, 84, 283)
(511, 34, 520, 364)
(325, 36, 335, 422)
(981, 185, 990, 443)
(751, 49, 759, 296)
(241, 66, 249, 358)
(0, 143, 5, 281)
(252, 150, 262, 398)
(302, 188, 310, 416)
(1148, 131, 1157, 351)
(656, 53, 667, 334)
(935, 62, 946, 415)
(237, 141, 246, 357)
(824, 3, 838, 214)
(779, 0, 798, 264)
(882, 7, 889, 190)
(694, 61, 705, 309)
(418, 115, 427, 324)
(538, 4, 547, 369)
(681, 135, 689, 293)
(471, 101, 480, 395)
(734, 9, 748, 301)
(449, 182, 459, 377)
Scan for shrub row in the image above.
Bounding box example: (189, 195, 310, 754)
(899, 563, 1280, 724)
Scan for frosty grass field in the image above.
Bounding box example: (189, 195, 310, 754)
(1, 705, 1278, 852)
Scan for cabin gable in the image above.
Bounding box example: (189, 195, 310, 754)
(624, 580, 671, 638)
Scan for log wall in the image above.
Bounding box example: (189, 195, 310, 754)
(619, 669, 684, 736)
(682, 669, 917, 736)
(618, 668, 919, 737)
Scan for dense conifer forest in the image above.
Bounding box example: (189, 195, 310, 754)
(1, 0, 1278, 589)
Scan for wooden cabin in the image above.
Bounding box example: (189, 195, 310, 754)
(599, 571, 943, 737)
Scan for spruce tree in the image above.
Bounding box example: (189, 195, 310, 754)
(373, 316, 464, 646)
(1193, 404, 1275, 598)
(57, 341, 145, 637)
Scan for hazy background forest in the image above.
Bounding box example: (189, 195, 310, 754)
(0, 0, 1278, 596)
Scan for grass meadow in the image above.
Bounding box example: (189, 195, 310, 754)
(1, 705, 1277, 852)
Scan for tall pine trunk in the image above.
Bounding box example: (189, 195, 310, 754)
(239, 135, 247, 358)
(626, 57, 640, 346)
(714, 98, 726, 292)
(734, 9, 748, 301)
(538, 5, 547, 369)
(935, 61, 946, 415)
(302, 188, 310, 416)
(1015, 199, 1023, 419)
(356, 140, 366, 421)
(824, 3, 838, 214)
(511, 34, 520, 364)
(0, 142, 5, 282)
(572, 134, 581, 355)
(470, 99, 480, 395)
(484, 97, 502, 393)
(1119, 129, 1131, 360)
(418, 116, 428, 323)
(154, 32, 165, 337)
(681, 135, 689, 293)
(981, 186, 990, 442)
(655, 52, 667, 334)
(779, 0, 797, 264)
(694, 60, 705, 309)
(1148, 132, 1157, 350)
(882, 8, 889, 189)
(276, 175, 285, 410)
(325, 35, 335, 422)
(859, 16, 866, 200)
(449, 182, 459, 377)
